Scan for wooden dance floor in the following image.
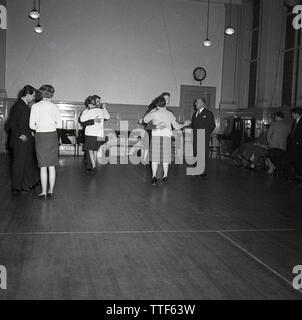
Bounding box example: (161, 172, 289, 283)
(0, 155, 302, 300)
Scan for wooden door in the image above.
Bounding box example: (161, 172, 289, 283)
(180, 85, 216, 120)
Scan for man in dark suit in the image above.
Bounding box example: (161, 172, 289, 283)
(282, 107, 302, 183)
(191, 98, 216, 177)
(8, 85, 39, 194)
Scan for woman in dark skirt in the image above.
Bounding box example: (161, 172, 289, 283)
(29, 85, 62, 199)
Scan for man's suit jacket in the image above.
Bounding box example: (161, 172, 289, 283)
(267, 120, 291, 151)
(8, 99, 34, 147)
(191, 108, 216, 141)
(288, 118, 302, 154)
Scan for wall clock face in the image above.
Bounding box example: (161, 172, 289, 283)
(193, 67, 207, 82)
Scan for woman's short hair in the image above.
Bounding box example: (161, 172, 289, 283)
(155, 96, 167, 108)
(92, 95, 101, 100)
(39, 85, 55, 99)
(85, 96, 96, 108)
(160, 92, 171, 98)
(20, 85, 36, 98)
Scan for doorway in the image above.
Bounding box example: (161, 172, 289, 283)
(180, 85, 216, 120)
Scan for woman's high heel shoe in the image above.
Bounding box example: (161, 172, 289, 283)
(47, 193, 55, 200)
(37, 193, 47, 200)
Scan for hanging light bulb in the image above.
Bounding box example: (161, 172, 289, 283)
(29, 0, 40, 19)
(225, 27, 235, 36)
(203, 0, 212, 47)
(224, 0, 235, 36)
(34, 1, 43, 34)
(34, 20, 43, 34)
(203, 38, 212, 47)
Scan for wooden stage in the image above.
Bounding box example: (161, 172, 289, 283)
(0, 156, 302, 300)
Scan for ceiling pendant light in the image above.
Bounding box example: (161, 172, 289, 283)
(225, 0, 235, 36)
(203, 39, 212, 47)
(203, 0, 212, 47)
(34, 20, 43, 34)
(29, 0, 40, 20)
(34, 1, 43, 34)
(225, 26, 235, 36)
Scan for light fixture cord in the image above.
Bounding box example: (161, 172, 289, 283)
(38, 0, 41, 23)
(229, 0, 232, 27)
(206, 0, 210, 38)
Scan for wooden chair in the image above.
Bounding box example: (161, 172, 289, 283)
(58, 129, 77, 156)
(209, 134, 221, 159)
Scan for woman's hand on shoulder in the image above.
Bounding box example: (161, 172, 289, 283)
(94, 116, 102, 124)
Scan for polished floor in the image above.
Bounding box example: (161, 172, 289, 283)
(0, 155, 302, 300)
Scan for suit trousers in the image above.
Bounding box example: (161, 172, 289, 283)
(11, 138, 39, 190)
(282, 148, 302, 178)
(193, 133, 210, 173)
(268, 148, 285, 173)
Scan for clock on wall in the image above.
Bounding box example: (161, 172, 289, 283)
(193, 67, 207, 85)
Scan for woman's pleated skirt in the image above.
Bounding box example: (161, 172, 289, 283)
(35, 131, 59, 168)
(150, 136, 172, 164)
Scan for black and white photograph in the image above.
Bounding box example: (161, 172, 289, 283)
(0, 0, 302, 306)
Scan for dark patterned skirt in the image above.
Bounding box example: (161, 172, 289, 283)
(84, 136, 107, 151)
(35, 131, 59, 167)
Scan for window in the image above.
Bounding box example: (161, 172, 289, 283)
(248, 0, 262, 108)
(281, 2, 302, 107)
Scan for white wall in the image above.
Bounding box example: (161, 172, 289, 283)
(6, 0, 226, 107)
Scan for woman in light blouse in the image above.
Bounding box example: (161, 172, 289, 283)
(29, 85, 62, 200)
(144, 96, 191, 185)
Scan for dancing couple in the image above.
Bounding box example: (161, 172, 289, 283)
(142, 94, 216, 185)
(8, 84, 62, 200)
(80, 95, 110, 173)
(143, 92, 191, 186)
